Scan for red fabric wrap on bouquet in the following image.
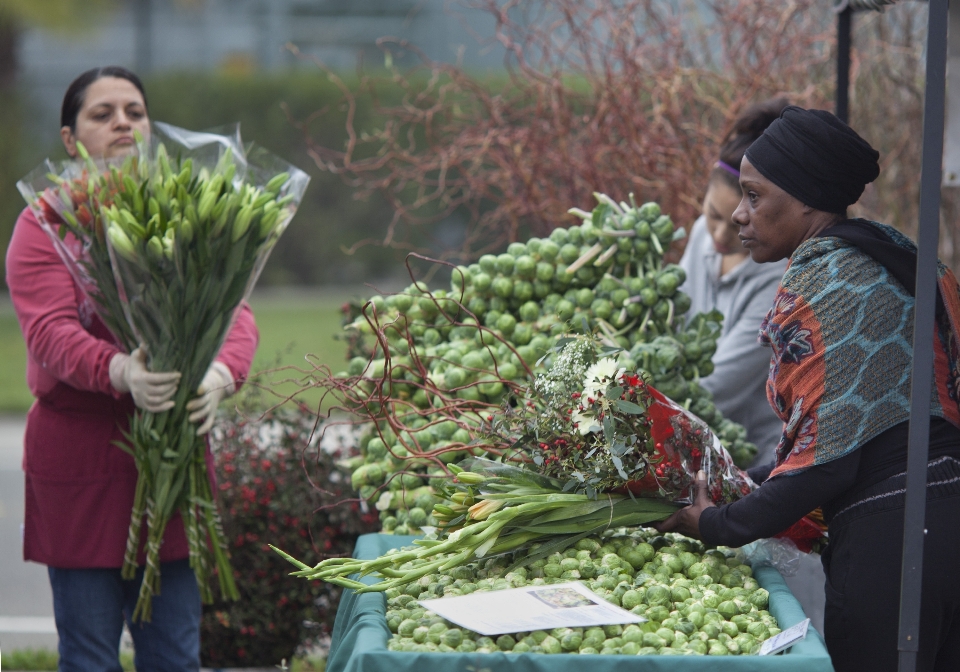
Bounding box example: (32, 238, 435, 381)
(617, 384, 755, 505)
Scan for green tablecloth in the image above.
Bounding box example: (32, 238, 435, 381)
(326, 534, 834, 672)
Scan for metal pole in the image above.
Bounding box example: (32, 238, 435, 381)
(897, 0, 950, 670)
(836, 6, 852, 123)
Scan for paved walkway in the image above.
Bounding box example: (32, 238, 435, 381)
(0, 415, 58, 652)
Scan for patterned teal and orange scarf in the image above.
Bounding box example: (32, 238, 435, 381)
(761, 220, 960, 478)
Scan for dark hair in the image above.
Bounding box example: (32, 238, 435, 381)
(61, 66, 148, 130)
(711, 97, 789, 189)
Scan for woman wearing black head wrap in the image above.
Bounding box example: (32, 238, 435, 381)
(658, 107, 960, 670)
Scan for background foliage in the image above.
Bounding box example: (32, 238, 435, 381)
(294, 0, 959, 270)
(1, 2, 957, 288)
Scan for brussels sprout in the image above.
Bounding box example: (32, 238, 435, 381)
(556, 299, 575, 321)
(559, 243, 580, 264)
(426, 622, 448, 644)
(652, 215, 675, 242)
(411, 626, 430, 644)
(642, 632, 665, 650)
(539, 239, 560, 260)
(735, 633, 758, 655)
(575, 267, 596, 284)
(442, 367, 465, 389)
(492, 277, 513, 298)
(519, 301, 541, 322)
(749, 588, 769, 609)
(660, 554, 684, 574)
(494, 253, 514, 275)
(744, 621, 767, 641)
(687, 611, 704, 629)
(621, 624, 645, 644)
(515, 255, 536, 278)
(655, 627, 675, 645)
(731, 614, 753, 634)
(397, 619, 418, 637)
(540, 635, 562, 654)
(496, 313, 517, 335)
(645, 605, 671, 622)
(717, 600, 740, 620)
(590, 299, 613, 321)
(639, 287, 659, 307)
(655, 272, 679, 297)
(560, 631, 583, 651)
(575, 288, 595, 308)
(708, 642, 729, 656)
(645, 584, 670, 607)
(621, 589, 644, 610)
(543, 563, 562, 578)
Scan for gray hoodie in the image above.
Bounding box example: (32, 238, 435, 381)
(679, 216, 787, 466)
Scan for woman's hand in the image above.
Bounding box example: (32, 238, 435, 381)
(186, 362, 235, 435)
(110, 347, 180, 412)
(654, 470, 715, 539)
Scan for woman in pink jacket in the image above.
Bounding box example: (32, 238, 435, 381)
(6, 67, 259, 672)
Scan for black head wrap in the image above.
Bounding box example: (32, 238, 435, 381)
(744, 106, 880, 214)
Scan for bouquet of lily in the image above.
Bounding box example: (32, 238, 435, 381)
(272, 458, 680, 593)
(18, 123, 309, 620)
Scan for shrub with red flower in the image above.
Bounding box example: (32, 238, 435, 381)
(199, 410, 379, 668)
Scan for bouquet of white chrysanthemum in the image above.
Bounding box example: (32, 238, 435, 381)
(18, 123, 309, 621)
(483, 337, 754, 504)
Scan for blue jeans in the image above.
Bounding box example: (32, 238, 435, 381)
(48, 559, 200, 672)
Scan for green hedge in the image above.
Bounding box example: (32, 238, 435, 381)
(0, 91, 54, 288)
(0, 71, 422, 288)
(144, 71, 409, 286)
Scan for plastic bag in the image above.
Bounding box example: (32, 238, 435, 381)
(741, 538, 804, 577)
(17, 122, 310, 367)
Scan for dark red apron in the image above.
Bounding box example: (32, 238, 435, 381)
(23, 380, 213, 568)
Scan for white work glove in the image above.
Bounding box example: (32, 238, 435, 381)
(185, 361, 236, 436)
(110, 347, 181, 413)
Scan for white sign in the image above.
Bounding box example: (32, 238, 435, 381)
(418, 581, 644, 636)
(759, 618, 810, 656)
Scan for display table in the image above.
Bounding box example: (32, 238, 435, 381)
(326, 534, 834, 672)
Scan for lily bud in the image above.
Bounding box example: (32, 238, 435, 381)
(467, 498, 504, 521)
(456, 471, 485, 485)
(107, 224, 138, 262)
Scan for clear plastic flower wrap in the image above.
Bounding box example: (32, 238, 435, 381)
(17, 122, 309, 620)
(617, 384, 756, 506)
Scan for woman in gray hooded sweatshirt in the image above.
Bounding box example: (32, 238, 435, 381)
(679, 98, 788, 468)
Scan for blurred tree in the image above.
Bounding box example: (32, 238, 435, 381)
(144, 71, 411, 287)
(0, 0, 117, 288)
(0, 0, 116, 83)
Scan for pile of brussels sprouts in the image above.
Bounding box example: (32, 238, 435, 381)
(340, 196, 758, 532)
(383, 528, 779, 656)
